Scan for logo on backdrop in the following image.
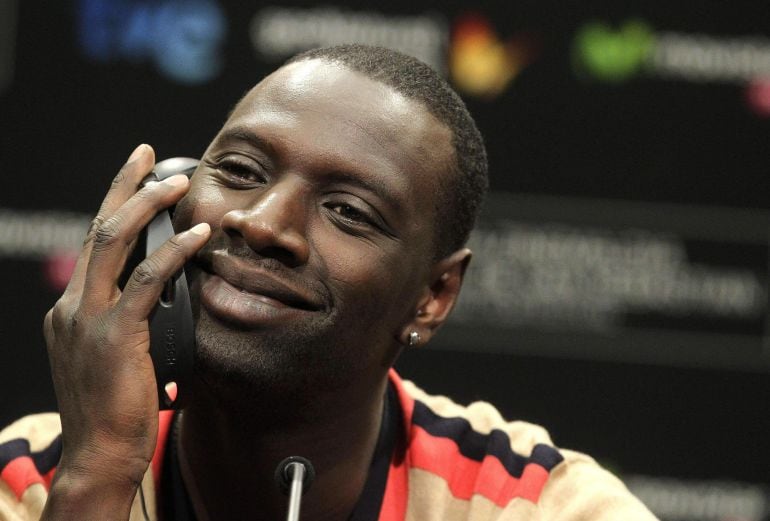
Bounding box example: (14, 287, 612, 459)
(573, 20, 654, 83)
(573, 19, 770, 117)
(77, 0, 226, 84)
(0, 209, 89, 292)
(249, 6, 448, 74)
(626, 475, 769, 521)
(449, 13, 538, 99)
(0, 0, 17, 94)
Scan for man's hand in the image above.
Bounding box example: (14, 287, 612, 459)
(41, 144, 210, 518)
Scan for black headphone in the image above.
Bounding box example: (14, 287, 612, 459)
(121, 157, 199, 409)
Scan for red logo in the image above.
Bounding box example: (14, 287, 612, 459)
(746, 78, 770, 118)
(450, 13, 538, 98)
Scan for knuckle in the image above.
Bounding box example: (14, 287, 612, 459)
(131, 260, 161, 286)
(166, 235, 186, 254)
(67, 308, 87, 331)
(84, 215, 105, 244)
(50, 300, 88, 335)
(43, 309, 54, 336)
(92, 217, 122, 249)
(111, 167, 127, 186)
(50, 300, 72, 330)
(103, 323, 126, 348)
(131, 185, 162, 211)
(134, 185, 156, 202)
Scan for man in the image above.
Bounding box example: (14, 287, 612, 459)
(0, 45, 656, 520)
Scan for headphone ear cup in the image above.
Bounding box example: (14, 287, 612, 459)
(145, 208, 195, 410)
(143, 157, 198, 223)
(152, 158, 198, 182)
(117, 158, 200, 409)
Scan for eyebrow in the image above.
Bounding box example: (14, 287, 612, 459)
(322, 170, 403, 215)
(216, 126, 403, 214)
(216, 126, 276, 157)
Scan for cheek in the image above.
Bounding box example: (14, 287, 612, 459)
(176, 180, 229, 229)
(316, 236, 421, 322)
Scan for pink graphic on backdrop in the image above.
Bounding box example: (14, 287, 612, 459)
(746, 78, 770, 117)
(44, 250, 79, 291)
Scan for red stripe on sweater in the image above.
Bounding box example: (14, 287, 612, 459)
(386, 370, 551, 515)
(151, 410, 175, 488)
(390, 370, 414, 432)
(1, 456, 44, 500)
(511, 463, 549, 503)
(43, 467, 56, 489)
(409, 425, 549, 507)
(377, 370, 414, 521)
(379, 449, 409, 521)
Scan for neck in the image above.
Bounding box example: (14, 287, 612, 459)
(177, 371, 390, 521)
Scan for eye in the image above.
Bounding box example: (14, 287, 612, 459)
(324, 198, 397, 239)
(325, 200, 385, 233)
(330, 203, 369, 224)
(210, 157, 267, 185)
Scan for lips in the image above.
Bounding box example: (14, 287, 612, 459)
(196, 250, 326, 327)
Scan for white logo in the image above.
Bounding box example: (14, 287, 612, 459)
(0, 209, 89, 259)
(250, 6, 448, 73)
(653, 32, 770, 83)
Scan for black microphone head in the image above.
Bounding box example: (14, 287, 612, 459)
(274, 456, 315, 496)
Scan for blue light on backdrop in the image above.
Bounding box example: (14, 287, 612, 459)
(77, 0, 226, 84)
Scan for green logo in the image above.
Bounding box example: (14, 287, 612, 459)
(574, 20, 655, 82)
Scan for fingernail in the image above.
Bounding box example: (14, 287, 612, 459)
(162, 174, 189, 187)
(189, 223, 210, 236)
(127, 144, 147, 163)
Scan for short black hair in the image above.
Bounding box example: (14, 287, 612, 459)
(285, 44, 488, 259)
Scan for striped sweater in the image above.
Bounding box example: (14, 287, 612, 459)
(0, 371, 656, 520)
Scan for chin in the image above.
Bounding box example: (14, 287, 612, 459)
(191, 308, 358, 404)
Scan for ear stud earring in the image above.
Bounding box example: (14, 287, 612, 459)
(407, 331, 421, 347)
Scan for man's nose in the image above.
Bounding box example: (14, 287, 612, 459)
(220, 180, 310, 267)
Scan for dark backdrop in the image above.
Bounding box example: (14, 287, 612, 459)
(1, 2, 768, 519)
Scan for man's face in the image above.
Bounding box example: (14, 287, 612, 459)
(174, 59, 454, 400)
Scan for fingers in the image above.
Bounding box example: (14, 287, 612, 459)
(64, 145, 156, 299)
(92, 144, 157, 237)
(81, 173, 191, 305)
(117, 223, 211, 322)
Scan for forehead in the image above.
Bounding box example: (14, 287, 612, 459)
(225, 60, 453, 196)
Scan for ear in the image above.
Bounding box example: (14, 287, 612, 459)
(399, 248, 472, 347)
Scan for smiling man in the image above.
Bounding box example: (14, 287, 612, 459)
(0, 45, 656, 520)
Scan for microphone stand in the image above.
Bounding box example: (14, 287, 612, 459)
(275, 456, 315, 521)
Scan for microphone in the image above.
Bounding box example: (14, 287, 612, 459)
(274, 456, 315, 521)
